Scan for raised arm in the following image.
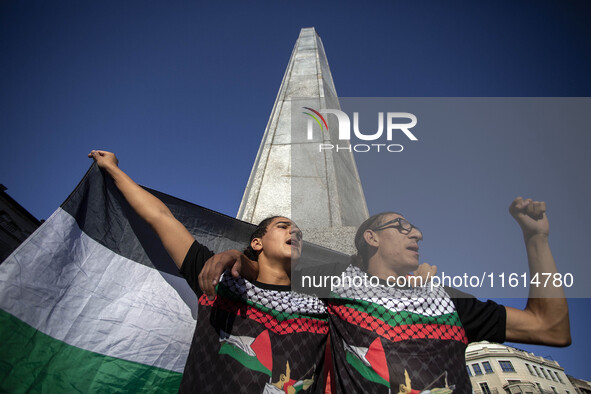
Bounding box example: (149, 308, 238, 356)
(88, 150, 195, 269)
(504, 197, 571, 346)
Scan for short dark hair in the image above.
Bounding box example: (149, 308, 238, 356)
(352, 211, 403, 270)
(243, 216, 282, 261)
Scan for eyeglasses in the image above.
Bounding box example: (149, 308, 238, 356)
(372, 218, 421, 236)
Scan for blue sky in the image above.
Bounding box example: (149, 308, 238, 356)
(1, 0, 590, 381)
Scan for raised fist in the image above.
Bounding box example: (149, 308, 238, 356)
(509, 197, 549, 238)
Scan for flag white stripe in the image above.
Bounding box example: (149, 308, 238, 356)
(0, 208, 197, 373)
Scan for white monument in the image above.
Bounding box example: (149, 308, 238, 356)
(237, 28, 368, 254)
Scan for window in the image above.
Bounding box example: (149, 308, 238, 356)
(498, 360, 515, 372)
(533, 365, 543, 377)
(480, 382, 492, 394)
(482, 361, 493, 374)
(466, 365, 472, 377)
(0, 211, 10, 222)
(551, 387, 558, 394)
(548, 369, 557, 381)
(0, 210, 19, 233)
(536, 383, 543, 393)
(556, 372, 564, 384)
(472, 363, 483, 375)
(542, 369, 550, 379)
(526, 363, 535, 375)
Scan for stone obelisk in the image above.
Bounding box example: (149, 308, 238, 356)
(237, 27, 368, 254)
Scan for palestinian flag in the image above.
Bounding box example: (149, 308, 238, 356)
(218, 330, 317, 394)
(0, 163, 258, 393)
(218, 330, 273, 376)
(343, 337, 389, 388)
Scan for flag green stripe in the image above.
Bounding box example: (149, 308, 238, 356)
(217, 283, 327, 323)
(0, 309, 182, 393)
(218, 342, 271, 376)
(0, 208, 195, 373)
(345, 352, 390, 387)
(331, 298, 462, 327)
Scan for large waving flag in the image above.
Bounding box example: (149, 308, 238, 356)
(0, 164, 259, 393)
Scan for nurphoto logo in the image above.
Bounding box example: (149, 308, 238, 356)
(302, 107, 418, 153)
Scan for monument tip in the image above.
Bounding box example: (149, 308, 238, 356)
(300, 27, 317, 34)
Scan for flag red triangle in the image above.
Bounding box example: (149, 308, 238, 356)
(366, 337, 389, 382)
(250, 330, 273, 372)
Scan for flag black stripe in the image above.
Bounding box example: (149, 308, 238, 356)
(61, 164, 255, 277)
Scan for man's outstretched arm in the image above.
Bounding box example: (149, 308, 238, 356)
(504, 197, 571, 347)
(88, 150, 195, 269)
(198, 250, 259, 299)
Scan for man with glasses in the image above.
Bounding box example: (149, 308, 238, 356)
(326, 198, 569, 393)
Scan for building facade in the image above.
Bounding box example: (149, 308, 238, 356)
(567, 376, 591, 394)
(466, 342, 578, 394)
(0, 185, 41, 263)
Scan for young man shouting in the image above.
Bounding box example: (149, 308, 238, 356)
(88, 150, 328, 394)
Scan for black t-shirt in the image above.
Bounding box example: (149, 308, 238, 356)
(326, 265, 506, 394)
(179, 240, 214, 297)
(446, 286, 506, 344)
(178, 241, 329, 394)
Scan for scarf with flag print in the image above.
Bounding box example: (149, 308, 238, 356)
(177, 266, 328, 393)
(328, 265, 474, 394)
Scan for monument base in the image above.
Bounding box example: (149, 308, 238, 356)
(303, 226, 358, 256)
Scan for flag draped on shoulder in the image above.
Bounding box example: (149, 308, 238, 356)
(0, 163, 257, 393)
